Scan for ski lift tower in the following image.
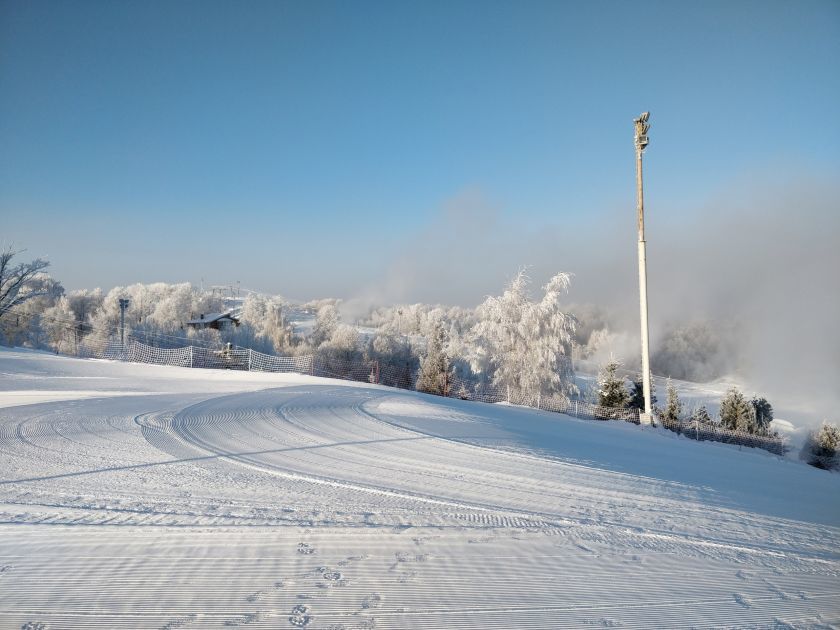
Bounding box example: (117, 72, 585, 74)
(634, 112, 654, 425)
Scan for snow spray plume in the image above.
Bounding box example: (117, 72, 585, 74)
(352, 174, 839, 428)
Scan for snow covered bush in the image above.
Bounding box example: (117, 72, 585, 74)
(802, 422, 840, 471)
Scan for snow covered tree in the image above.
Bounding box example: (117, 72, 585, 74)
(657, 378, 683, 428)
(0, 248, 51, 320)
(719, 387, 755, 433)
(471, 270, 576, 404)
(416, 321, 450, 396)
(239, 293, 287, 353)
(597, 359, 629, 408)
(692, 405, 713, 425)
(802, 422, 840, 470)
(0, 273, 63, 348)
(41, 295, 77, 353)
(38, 289, 103, 354)
(311, 303, 340, 348)
(367, 331, 417, 388)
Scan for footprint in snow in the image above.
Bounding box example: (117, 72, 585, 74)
(159, 616, 196, 630)
(289, 604, 312, 627)
(223, 613, 260, 626)
(21, 623, 47, 630)
(582, 617, 623, 627)
(297, 542, 316, 555)
(361, 593, 382, 609)
(733, 593, 752, 609)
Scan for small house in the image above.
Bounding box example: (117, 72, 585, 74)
(186, 312, 240, 331)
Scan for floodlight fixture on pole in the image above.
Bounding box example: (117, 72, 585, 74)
(119, 297, 130, 349)
(634, 112, 653, 425)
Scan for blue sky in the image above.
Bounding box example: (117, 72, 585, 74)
(1, 0, 838, 303)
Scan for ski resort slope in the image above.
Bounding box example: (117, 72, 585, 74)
(0, 348, 838, 629)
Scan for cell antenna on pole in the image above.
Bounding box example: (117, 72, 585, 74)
(634, 112, 653, 425)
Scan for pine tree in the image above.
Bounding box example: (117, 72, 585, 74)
(692, 405, 712, 424)
(658, 378, 682, 428)
(416, 322, 449, 396)
(750, 396, 774, 434)
(597, 359, 630, 408)
(719, 387, 755, 433)
(803, 422, 840, 470)
(628, 373, 657, 410)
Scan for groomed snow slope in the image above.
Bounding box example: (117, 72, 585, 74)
(0, 348, 838, 629)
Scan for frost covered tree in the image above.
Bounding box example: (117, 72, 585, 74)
(41, 295, 77, 353)
(597, 359, 629, 408)
(471, 270, 576, 404)
(0, 248, 52, 319)
(416, 321, 449, 396)
(367, 331, 417, 388)
(311, 303, 340, 348)
(719, 387, 755, 433)
(657, 378, 683, 428)
(39, 289, 103, 354)
(0, 273, 63, 348)
(802, 422, 840, 470)
(692, 405, 713, 425)
(239, 293, 287, 352)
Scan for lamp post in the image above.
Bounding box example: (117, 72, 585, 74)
(119, 298, 130, 349)
(634, 112, 653, 424)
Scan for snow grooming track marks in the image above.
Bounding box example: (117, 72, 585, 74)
(161, 386, 837, 559)
(1, 350, 839, 628)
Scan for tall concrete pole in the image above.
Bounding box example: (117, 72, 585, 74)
(634, 112, 653, 424)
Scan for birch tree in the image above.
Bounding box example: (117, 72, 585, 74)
(471, 270, 577, 404)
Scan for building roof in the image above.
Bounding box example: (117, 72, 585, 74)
(186, 312, 240, 325)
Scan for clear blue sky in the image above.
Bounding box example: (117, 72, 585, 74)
(1, 0, 838, 303)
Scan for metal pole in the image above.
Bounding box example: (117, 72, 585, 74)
(119, 298, 130, 350)
(634, 113, 653, 425)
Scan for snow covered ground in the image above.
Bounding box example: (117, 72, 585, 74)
(1, 348, 838, 629)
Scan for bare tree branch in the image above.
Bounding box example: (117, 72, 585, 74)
(0, 248, 51, 318)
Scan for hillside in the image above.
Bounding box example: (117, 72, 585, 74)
(1, 347, 838, 628)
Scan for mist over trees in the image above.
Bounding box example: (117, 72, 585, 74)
(0, 252, 796, 442)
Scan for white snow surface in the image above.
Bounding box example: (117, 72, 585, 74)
(0, 347, 838, 629)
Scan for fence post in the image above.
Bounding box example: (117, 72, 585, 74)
(575, 400, 578, 417)
(189, 346, 193, 369)
(248, 348, 252, 371)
